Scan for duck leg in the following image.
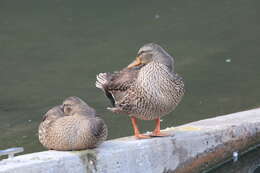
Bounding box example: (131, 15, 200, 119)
(131, 117, 150, 139)
(150, 118, 169, 137)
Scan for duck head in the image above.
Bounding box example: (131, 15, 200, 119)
(128, 43, 174, 72)
(62, 96, 96, 117)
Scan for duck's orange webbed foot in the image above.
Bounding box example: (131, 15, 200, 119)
(149, 118, 169, 137)
(131, 117, 151, 139)
(150, 131, 169, 137)
(135, 134, 151, 139)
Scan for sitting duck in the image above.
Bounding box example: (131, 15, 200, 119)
(38, 96, 107, 150)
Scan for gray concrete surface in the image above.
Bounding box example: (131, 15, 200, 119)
(1, 108, 260, 173)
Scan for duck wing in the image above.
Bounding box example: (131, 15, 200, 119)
(96, 65, 142, 107)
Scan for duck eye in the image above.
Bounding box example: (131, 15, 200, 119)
(63, 104, 70, 107)
(66, 107, 72, 113)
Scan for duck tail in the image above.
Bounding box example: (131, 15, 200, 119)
(96, 73, 116, 107)
(95, 73, 109, 90)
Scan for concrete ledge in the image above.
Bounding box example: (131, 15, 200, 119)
(1, 108, 260, 173)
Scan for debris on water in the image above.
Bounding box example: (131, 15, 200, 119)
(225, 58, 231, 63)
(233, 151, 238, 162)
(155, 14, 160, 19)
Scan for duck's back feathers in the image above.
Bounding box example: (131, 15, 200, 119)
(89, 117, 108, 147)
(39, 106, 64, 145)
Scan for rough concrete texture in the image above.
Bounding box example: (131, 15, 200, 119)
(1, 108, 260, 173)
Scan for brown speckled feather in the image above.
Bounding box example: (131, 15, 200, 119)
(38, 97, 108, 151)
(96, 65, 143, 107)
(96, 62, 184, 120)
(96, 43, 185, 121)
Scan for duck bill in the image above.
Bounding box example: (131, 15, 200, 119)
(127, 56, 142, 68)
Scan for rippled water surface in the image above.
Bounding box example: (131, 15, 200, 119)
(0, 0, 260, 156)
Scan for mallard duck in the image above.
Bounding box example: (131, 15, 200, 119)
(96, 43, 184, 139)
(38, 96, 108, 150)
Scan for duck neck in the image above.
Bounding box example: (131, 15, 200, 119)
(153, 51, 174, 73)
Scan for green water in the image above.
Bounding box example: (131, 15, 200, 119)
(0, 0, 260, 158)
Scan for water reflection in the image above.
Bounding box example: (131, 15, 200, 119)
(0, 0, 260, 154)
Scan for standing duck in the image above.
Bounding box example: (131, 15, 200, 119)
(38, 96, 108, 150)
(96, 43, 184, 139)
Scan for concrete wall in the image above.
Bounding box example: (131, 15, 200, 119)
(1, 108, 260, 173)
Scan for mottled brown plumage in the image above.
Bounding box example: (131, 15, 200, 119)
(96, 43, 184, 138)
(98, 65, 143, 107)
(38, 96, 107, 150)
